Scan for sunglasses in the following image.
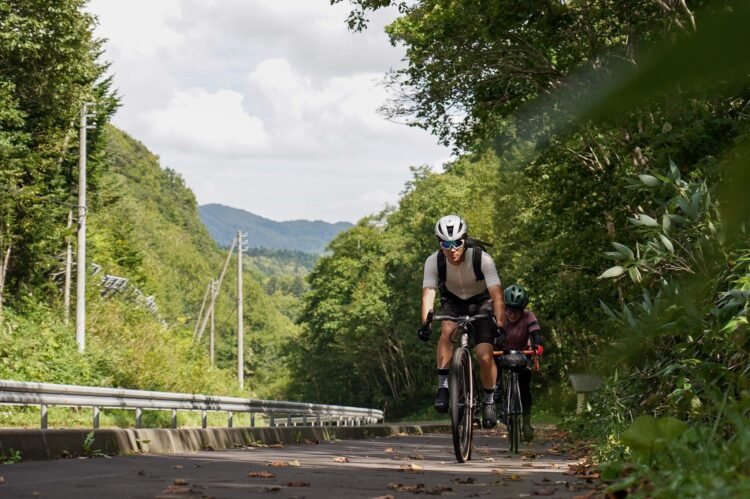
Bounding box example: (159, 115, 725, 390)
(506, 306, 523, 314)
(439, 239, 465, 250)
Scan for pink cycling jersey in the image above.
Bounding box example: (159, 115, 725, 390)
(502, 310, 541, 350)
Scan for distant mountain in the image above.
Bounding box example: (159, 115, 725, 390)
(199, 203, 353, 253)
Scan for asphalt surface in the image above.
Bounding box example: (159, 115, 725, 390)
(0, 426, 599, 498)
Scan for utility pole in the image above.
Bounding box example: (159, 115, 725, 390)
(237, 230, 247, 389)
(76, 102, 95, 352)
(64, 210, 73, 325)
(209, 279, 216, 367)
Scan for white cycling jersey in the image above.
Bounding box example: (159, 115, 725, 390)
(422, 247, 502, 300)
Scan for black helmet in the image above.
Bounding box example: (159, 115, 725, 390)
(504, 284, 529, 309)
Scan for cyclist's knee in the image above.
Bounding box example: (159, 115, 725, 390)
(475, 346, 494, 365)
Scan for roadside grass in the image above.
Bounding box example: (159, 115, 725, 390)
(0, 406, 261, 430)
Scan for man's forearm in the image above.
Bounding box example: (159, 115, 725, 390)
(421, 288, 436, 323)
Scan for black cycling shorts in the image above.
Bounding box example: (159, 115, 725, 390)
(438, 298, 495, 345)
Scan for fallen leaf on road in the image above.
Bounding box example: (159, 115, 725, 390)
(284, 481, 310, 487)
(173, 479, 188, 485)
(0, 476, 5, 485)
(399, 463, 423, 473)
(452, 477, 476, 484)
(483, 457, 495, 462)
(372, 495, 395, 499)
(522, 463, 535, 468)
(408, 454, 424, 460)
(532, 489, 556, 496)
(249, 471, 275, 478)
(269, 443, 285, 449)
(137, 470, 145, 476)
(508, 475, 523, 481)
(263, 486, 282, 492)
(384, 447, 395, 453)
(491, 469, 504, 475)
(268, 461, 289, 467)
(304, 439, 319, 445)
(160, 485, 191, 495)
(333, 457, 350, 463)
(288, 459, 301, 467)
(171, 465, 183, 469)
(388, 483, 452, 494)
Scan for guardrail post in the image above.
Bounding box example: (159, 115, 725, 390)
(41, 404, 48, 429)
(287, 414, 292, 426)
(93, 406, 100, 429)
(171, 409, 177, 429)
(201, 410, 207, 429)
(135, 408, 142, 428)
(227, 411, 233, 428)
(250, 412, 255, 427)
(302, 414, 307, 426)
(269, 414, 275, 426)
(315, 414, 321, 427)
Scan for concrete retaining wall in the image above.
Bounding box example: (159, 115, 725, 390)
(0, 422, 451, 461)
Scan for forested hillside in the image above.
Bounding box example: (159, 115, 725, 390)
(290, 1, 749, 495)
(0, 0, 302, 407)
(199, 203, 352, 253)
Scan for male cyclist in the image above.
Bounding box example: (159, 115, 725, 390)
(417, 215, 506, 428)
(496, 284, 543, 442)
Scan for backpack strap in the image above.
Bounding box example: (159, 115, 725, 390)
(437, 251, 447, 292)
(472, 246, 485, 282)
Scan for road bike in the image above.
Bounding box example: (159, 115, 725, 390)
(494, 348, 539, 454)
(431, 310, 490, 463)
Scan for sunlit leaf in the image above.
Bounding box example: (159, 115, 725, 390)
(638, 174, 660, 188)
(599, 266, 626, 279)
(659, 235, 675, 253)
(662, 213, 671, 233)
(628, 266, 642, 283)
(612, 242, 635, 261)
(638, 214, 659, 227)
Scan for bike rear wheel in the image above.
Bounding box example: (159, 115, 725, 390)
(449, 346, 474, 463)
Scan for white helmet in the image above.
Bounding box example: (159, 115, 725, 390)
(434, 215, 467, 241)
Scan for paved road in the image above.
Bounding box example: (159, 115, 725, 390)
(0, 426, 598, 498)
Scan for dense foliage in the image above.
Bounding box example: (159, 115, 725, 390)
(0, 2, 306, 408)
(295, 1, 749, 495)
(0, 0, 118, 307)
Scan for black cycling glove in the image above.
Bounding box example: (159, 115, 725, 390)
(417, 324, 431, 342)
(495, 326, 506, 347)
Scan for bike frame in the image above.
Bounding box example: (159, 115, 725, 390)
(493, 348, 538, 454)
(434, 312, 489, 463)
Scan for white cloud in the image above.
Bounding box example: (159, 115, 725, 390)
(143, 88, 269, 157)
(87, 0, 452, 222)
(90, 0, 183, 57)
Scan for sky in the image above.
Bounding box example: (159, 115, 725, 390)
(86, 0, 452, 223)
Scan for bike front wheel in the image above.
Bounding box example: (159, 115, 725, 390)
(508, 372, 522, 453)
(449, 346, 474, 463)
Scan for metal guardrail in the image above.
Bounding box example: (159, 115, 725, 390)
(0, 380, 384, 430)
